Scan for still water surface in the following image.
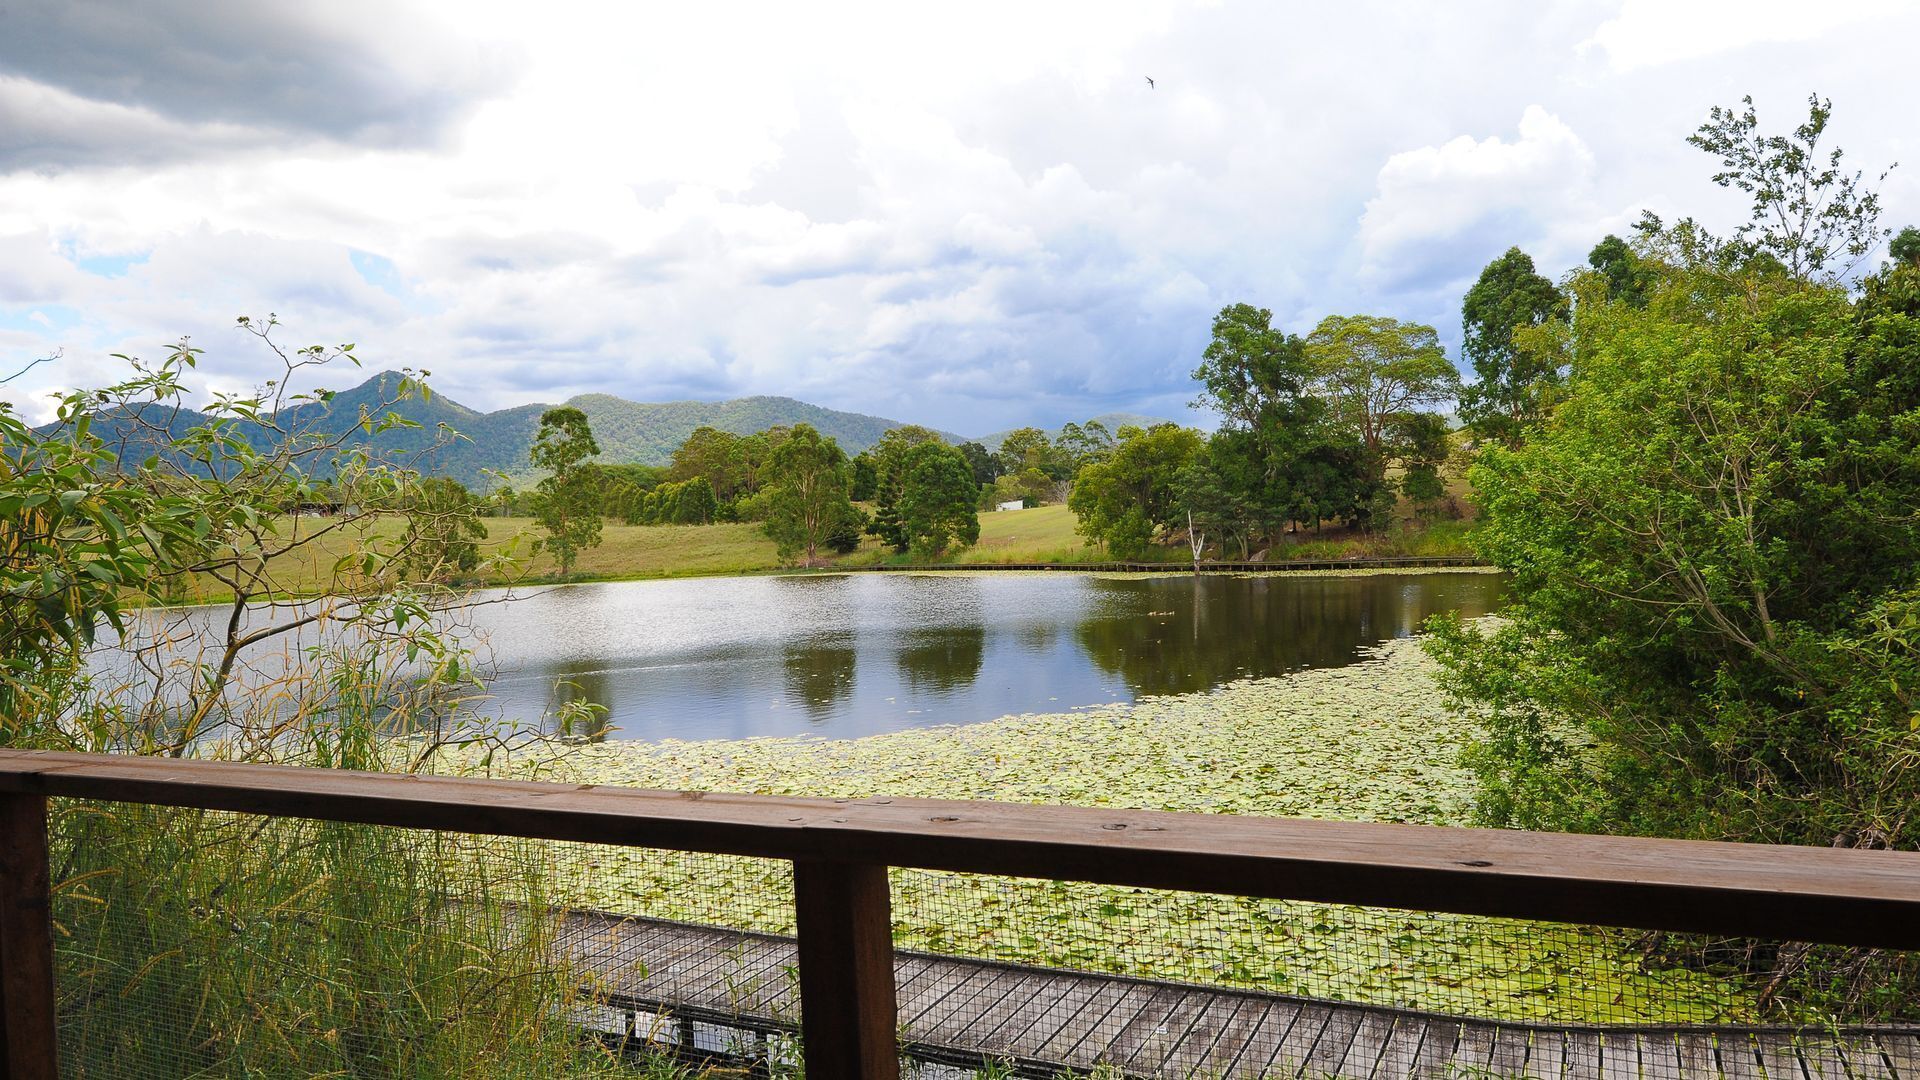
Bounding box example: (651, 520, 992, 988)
(467, 571, 1502, 741)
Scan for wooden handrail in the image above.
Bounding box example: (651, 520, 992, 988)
(3, 749, 1919, 948)
(5, 747, 1920, 1077)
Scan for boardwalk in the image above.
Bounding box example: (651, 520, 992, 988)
(559, 911, 1920, 1078)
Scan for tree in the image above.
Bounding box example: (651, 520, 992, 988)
(400, 477, 487, 582)
(1188, 303, 1340, 543)
(528, 406, 602, 576)
(669, 426, 754, 503)
(896, 442, 981, 558)
(1385, 412, 1451, 519)
(1428, 257, 1920, 854)
(866, 426, 949, 549)
(1458, 248, 1568, 445)
(993, 427, 1058, 480)
(1055, 421, 1115, 472)
(1306, 314, 1459, 459)
(0, 333, 604, 1073)
(1685, 93, 1892, 281)
(957, 441, 1000, 487)
(1586, 234, 1655, 308)
(849, 452, 879, 501)
(1192, 304, 1316, 434)
(762, 424, 855, 564)
(1069, 424, 1204, 558)
(1892, 225, 1920, 268)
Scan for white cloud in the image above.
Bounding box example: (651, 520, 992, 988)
(1358, 107, 1599, 292)
(1581, 0, 1904, 72)
(2, 1, 1918, 431)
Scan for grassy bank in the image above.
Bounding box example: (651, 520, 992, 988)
(478, 635, 1750, 1026)
(165, 504, 1477, 603)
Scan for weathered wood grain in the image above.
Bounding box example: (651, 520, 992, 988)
(0, 794, 57, 1080)
(9, 749, 1920, 948)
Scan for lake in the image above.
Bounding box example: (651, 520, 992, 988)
(463, 571, 1503, 741)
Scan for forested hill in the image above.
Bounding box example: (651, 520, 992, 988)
(52, 371, 959, 487)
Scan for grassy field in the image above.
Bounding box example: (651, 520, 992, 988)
(163, 500, 1476, 604)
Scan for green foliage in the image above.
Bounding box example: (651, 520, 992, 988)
(1054, 420, 1115, 473)
(1192, 303, 1318, 433)
(761, 423, 856, 563)
(849, 452, 878, 501)
(1587, 234, 1656, 308)
(1305, 313, 1458, 460)
(668, 424, 757, 503)
(2, 331, 624, 1076)
(1891, 225, 1920, 268)
(1069, 424, 1204, 558)
(1387, 412, 1452, 517)
(897, 441, 982, 558)
(528, 406, 603, 576)
(993, 426, 1061, 481)
(1458, 247, 1568, 445)
(865, 426, 951, 551)
(399, 476, 487, 582)
(957, 440, 1000, 486)
(990, 467, 1053, 509)
(1686, 92, 1892, 281)
(1431, 261, 1920, 853)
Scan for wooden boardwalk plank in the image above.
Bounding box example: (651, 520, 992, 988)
(1880, 1034, 1920, 1080)
(949, 969, 1062, 1057)
(1223, 999, 1308, 1078)
(1450, 1020, 1498, 1076)
(1001, 974, 1110, 1060)
(897, 961, 997, 1035)
(1800, 1036, 1853, 1080)
(1171, 993, 1272, 1077)
(1337, 1012, 1402, 1079)
(1121, 990, 1216, 1075)
(558, 912, 1920, 1080)
(1028, 978, 1145, 1066)
(1756, 1034, 1809, 1080)
(1838, 1037, 1898, 1080)
(1675, 1031, 1723, 1080)
(1301, 1006, 1366, 1079)
(1371, 1016, 1431, 1080)
(1260, 1002, 1338, 1079)
(1563, 1029, 1603, 1080)
(910, 957, 1036, 1045)
(1485, 1023, 1535, 1078)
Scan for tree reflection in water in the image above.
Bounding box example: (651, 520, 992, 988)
(240, 571, 1509, 740)
(784, 639, 857, 719)
(894, 625, 987, 695)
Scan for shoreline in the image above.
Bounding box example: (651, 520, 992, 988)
(136, 558, 1498, 611)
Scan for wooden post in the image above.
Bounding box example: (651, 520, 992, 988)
(0, 794, 57, 1079)
(792, 860, 898, 1080)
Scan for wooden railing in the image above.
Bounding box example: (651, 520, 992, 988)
(3, 748, 1920, 1078)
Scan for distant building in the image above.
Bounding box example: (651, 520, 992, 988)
(996, 500, 1026, 512)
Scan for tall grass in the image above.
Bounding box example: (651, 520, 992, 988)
(34, 598, 661, 1078)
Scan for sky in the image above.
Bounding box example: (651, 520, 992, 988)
(2, 0, 1917, 434)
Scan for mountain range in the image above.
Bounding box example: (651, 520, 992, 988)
(58, 371, 1178, 487)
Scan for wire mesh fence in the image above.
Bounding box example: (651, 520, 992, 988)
(892, 869, 1920, 1077)
(39, 793, 1920, 1079)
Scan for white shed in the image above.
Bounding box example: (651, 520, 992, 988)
(996, 500, 1026, 512)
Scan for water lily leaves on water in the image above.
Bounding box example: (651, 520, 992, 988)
(445, 633, 1759, 1025)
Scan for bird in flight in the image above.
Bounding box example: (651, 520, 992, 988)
(1144, 76, 1156, 89)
